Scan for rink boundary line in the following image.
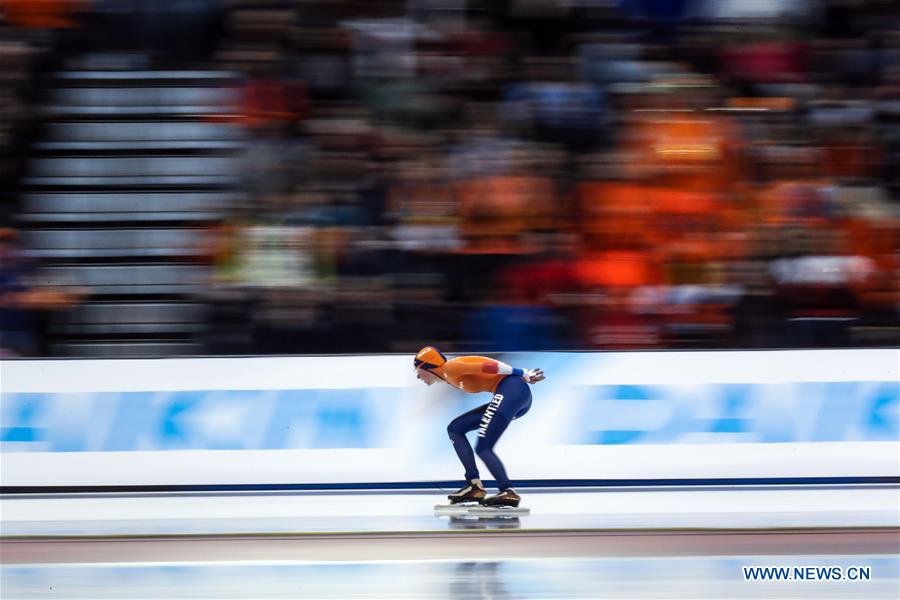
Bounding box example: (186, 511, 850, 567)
(3, 476, 898, 495)
(4, 525, 899, 542)
(3, 482, 898, 500)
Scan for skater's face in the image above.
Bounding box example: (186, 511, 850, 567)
(416, 367, 440, 385)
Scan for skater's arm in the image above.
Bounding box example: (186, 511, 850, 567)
(444, 357, 502, 377)
(445, 357, 546, 383)
(482, 360, 546, 384)
(480, 360, 524, 377)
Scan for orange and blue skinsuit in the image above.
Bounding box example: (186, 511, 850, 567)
(416, 348, 533, 490)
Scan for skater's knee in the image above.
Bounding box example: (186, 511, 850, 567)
(447, 423, 464, 439)
(474, 439, 495, 459)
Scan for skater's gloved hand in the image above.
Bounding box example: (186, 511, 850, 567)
(522, 368, 545, 384)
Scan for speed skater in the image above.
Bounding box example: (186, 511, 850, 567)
(414, 346, 545, 507)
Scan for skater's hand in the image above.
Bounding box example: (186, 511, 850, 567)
(523, 368, 545, 384)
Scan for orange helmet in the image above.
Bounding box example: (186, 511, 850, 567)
(414, 346, 447, 371)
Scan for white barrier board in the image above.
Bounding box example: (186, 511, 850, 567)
(2, 350, 898, 487)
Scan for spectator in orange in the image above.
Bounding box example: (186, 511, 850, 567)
(1, 0, 85, 29)
(456, 147, 557, 255)
(623, 79, 745, 195)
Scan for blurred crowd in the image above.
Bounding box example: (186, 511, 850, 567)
(1, 0, 898, 356)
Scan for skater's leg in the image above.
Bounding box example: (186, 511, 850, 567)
(474, 377, 532, 492)
(474, 411, 513, 491)
(447, 404, 488, 482)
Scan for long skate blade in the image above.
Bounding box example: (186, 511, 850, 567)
(434, 504, 529, 516)
(434, 503, 480, 513)
(468, 506, 529, 516)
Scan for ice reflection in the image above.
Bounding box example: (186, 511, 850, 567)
(3, 555, 897, 599)
(449, 562, 512, 600)
(446, 515, 522, 530)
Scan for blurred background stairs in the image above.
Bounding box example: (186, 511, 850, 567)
(16, 54, 245, 357)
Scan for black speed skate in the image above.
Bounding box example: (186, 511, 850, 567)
(448, 479, 486, 504)
(481, 488, 521, 508)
